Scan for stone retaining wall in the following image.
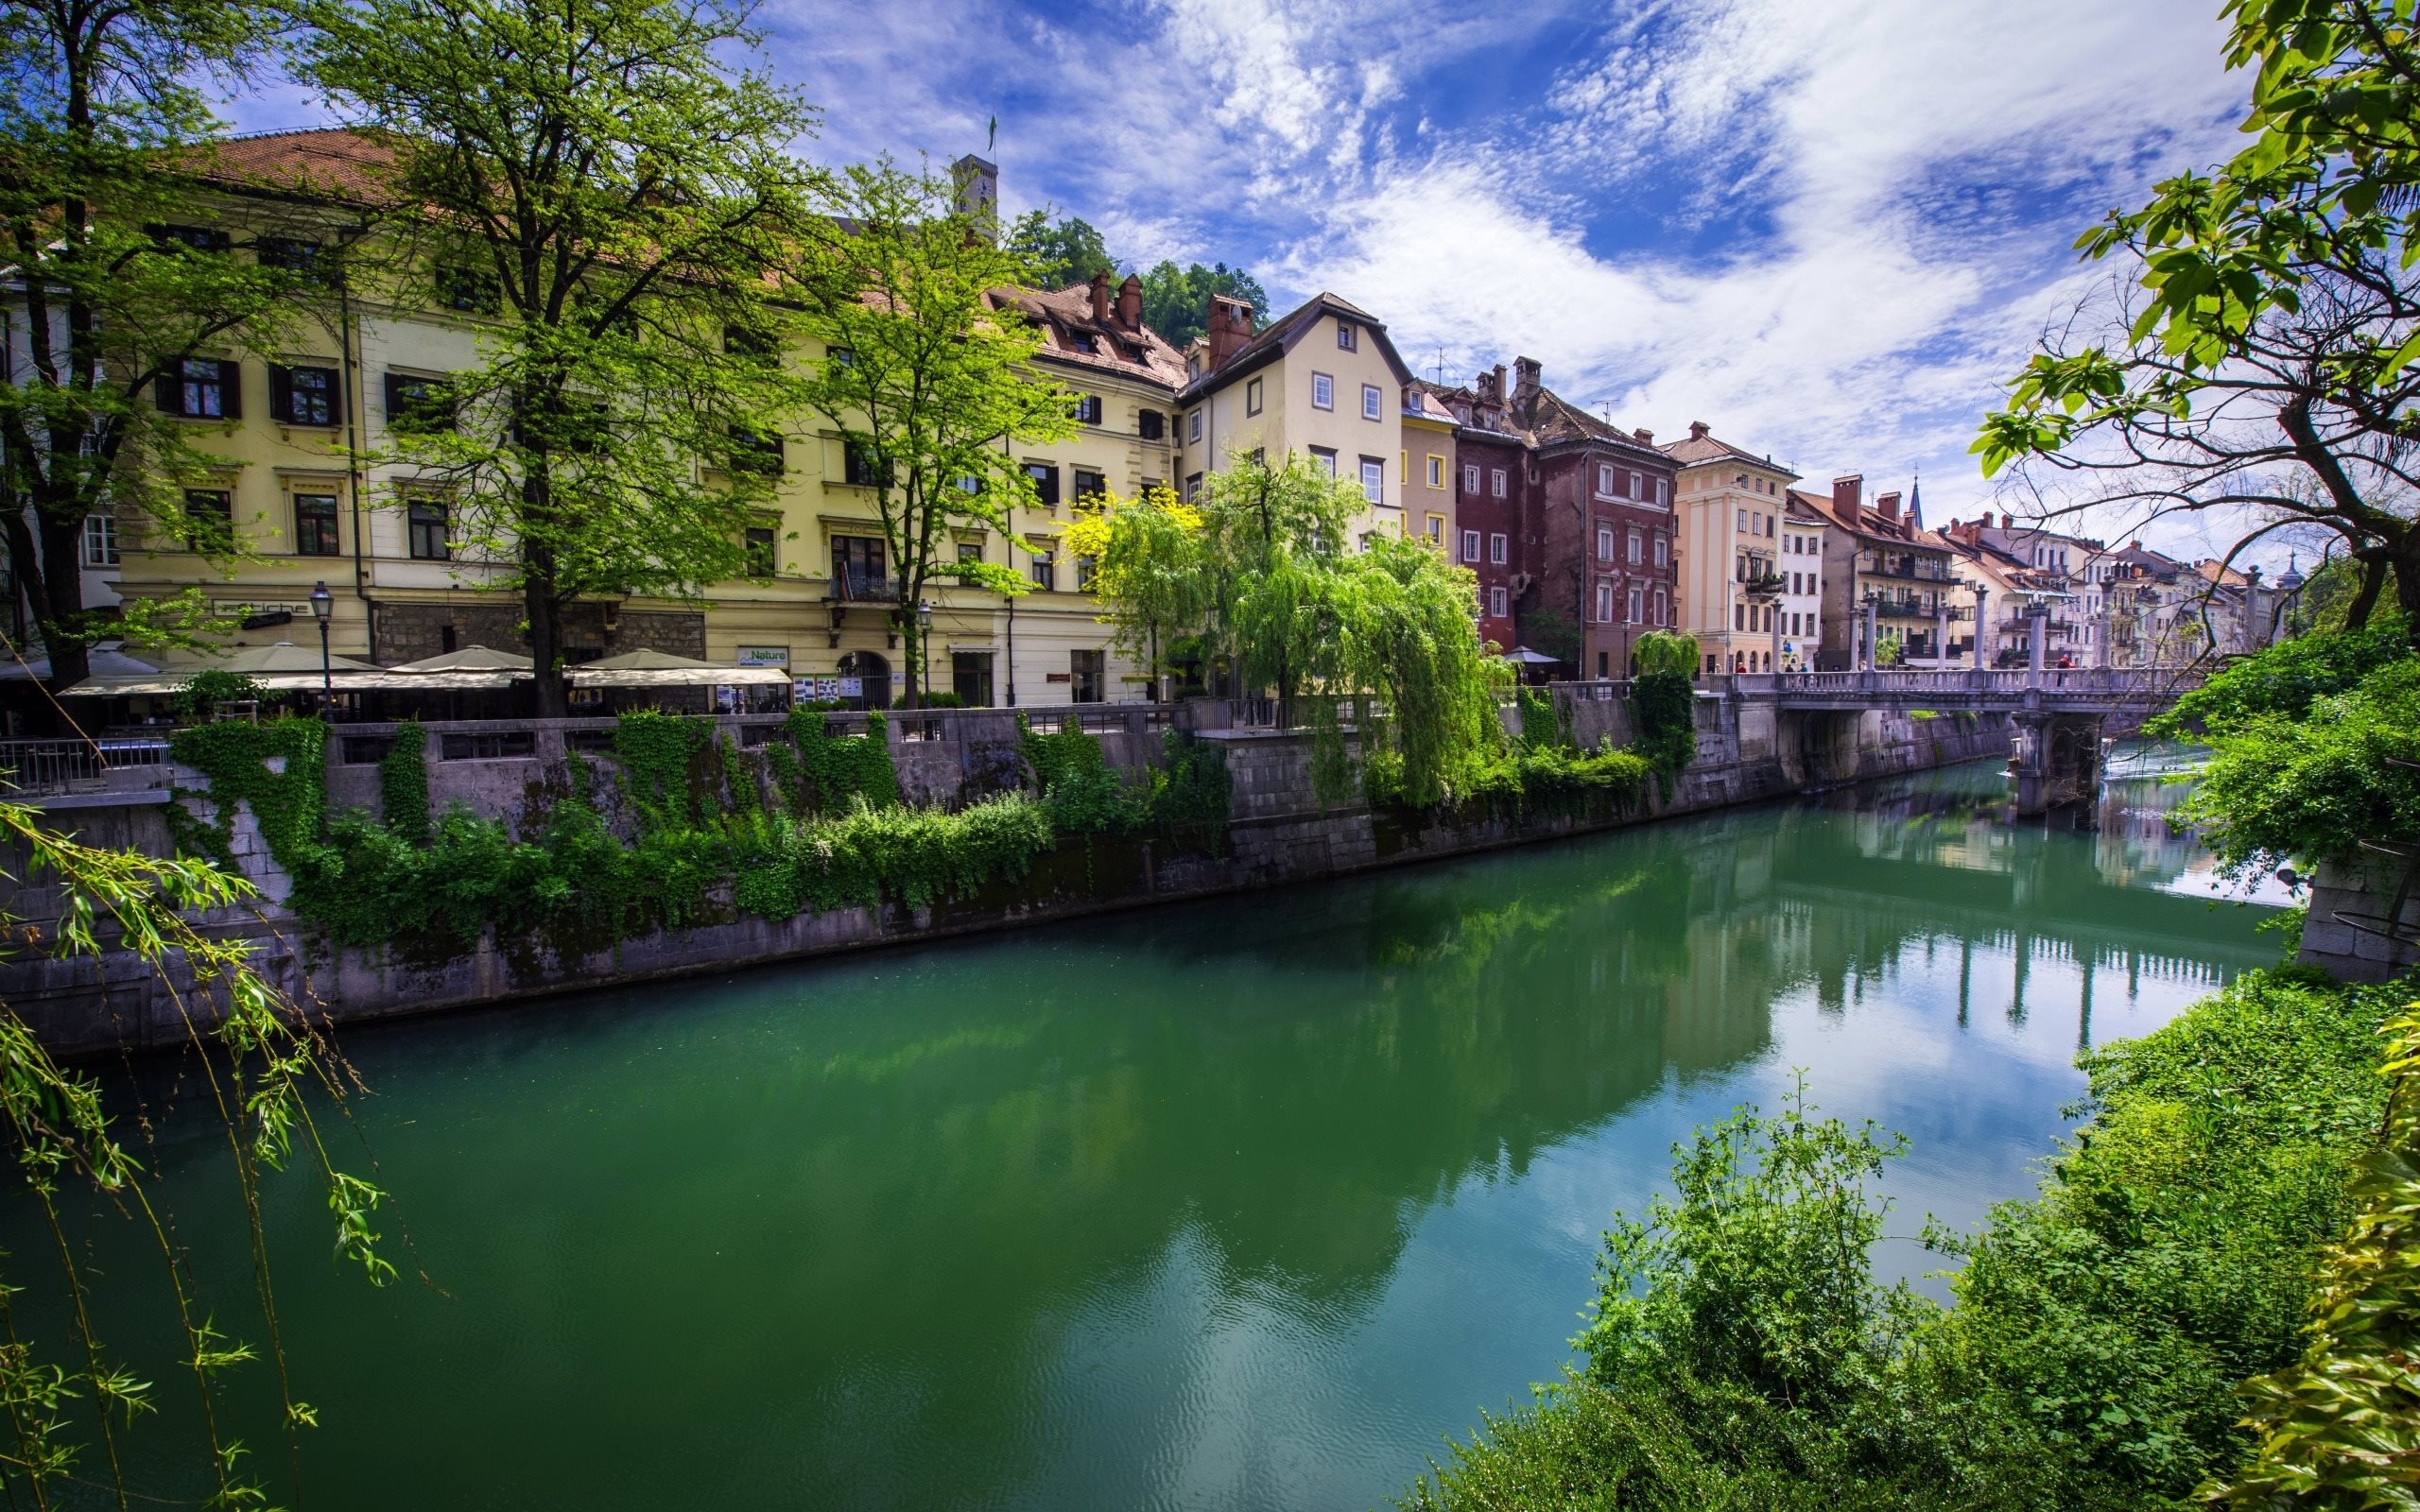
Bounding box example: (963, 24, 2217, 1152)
(1, 697, 2022, 1057)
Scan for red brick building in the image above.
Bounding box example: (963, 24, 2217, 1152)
(1425, 359, 1679, 678)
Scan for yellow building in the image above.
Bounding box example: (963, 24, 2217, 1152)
(1662, 421, 1802, 676)
(1401, 387, 1459, 549)
(91, 130, 1171, 708)
(1170, 292, 1419, 544)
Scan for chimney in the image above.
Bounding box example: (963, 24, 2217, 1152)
(1877, 490, 1901, 524)
(1204, 293, 1253, 369)
(949, 154, 998, 239)
(1832, 473, 1862, 518)
(1633, 427, 1653, 445)
(1491, 364, 1507, 406)
(2000, 512, 2013, 530)
(1089, 269, 1111, 323)
(1688, 420, 1710, 440)
(1116, 273, 1142, 331)
(1512, 356, 1542, 425)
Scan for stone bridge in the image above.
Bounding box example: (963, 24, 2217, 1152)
(1556, 665, 2197, 817)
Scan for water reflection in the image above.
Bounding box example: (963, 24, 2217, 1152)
(23, 760, 2276, 1512)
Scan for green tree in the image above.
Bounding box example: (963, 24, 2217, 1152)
(299, 0, 821, 715)
(789, 158, 1077, 707)
(0, 0, 300, 694)
(1974, 0, 2420, 646)
(1138, 258, 1268, 345)
(1060, 486, 1207, 695)
(1005, 209, 1115, 289)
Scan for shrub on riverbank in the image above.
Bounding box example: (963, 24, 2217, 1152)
(1400, 969, 2411, 1511)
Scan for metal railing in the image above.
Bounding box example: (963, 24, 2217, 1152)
(0, 737, 171, 798)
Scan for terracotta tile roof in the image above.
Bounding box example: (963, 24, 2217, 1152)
(986, 283, 1186, 390)
(1789, 486, 1945, 549)
(1526, 387, 1668, 463)
(1661, 422, 1797, 477)
(187, 128, 397, 206)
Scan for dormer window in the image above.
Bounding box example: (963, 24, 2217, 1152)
(1337, 320, 1357, 351)
(1071, 333, 1098, 354)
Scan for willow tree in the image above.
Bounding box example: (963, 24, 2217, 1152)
(300, 0, 820, 714)
(0, 0, 298, 693)
(787, 159, 1075, 707)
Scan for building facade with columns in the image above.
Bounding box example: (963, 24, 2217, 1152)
(1664, 421, 1801, 675)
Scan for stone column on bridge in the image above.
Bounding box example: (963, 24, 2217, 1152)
(1971, 583, 1990, 670)
(1933, 601, 1949, 670)
(2028, 605, 2047, 686)
(1861, 596, 1878, 671)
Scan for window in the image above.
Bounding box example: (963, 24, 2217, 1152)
(1490, 468, 1508, 498)
(1071, 468, 1105, 504)
(1187, 409, 1202, 443)
(728, 426, 783, 476)
(1489, 532, 1508, 565)
(1311, 371, 1334, 410)
(383, 371, 453, 435)
(1595, 581, 1613, 622)
(182, 490, 233, 551)
(406, 499, 449, 560)
(843, 440, 882, 487)
(1023, 461, 1061, 507)
(82, 514, 118, 567)
(1735, 603, 1746, 631)
(1425, 513, 1443, 543)
(1462, 463, 1479, 493)
(1358, 456, 1383, 505)
(1597, 463, 1616, 497)
(1076, 554, 1098, 592)
(157, 357, 236, 419)
(1654, 478, 1668, 507)
(1737, 507, 1750, 533)
(1028, 546, 1056, 591)
(151, 224, 229, 255)
(1308, 446, 1338, 478)
(1337, 319, 1357, 351)
(294, 493, 339, 557)
(958, 541, 984, 564)
(1627, 527, 1643, 566)
(1362, 384, 1382, 421)
(1245, 377, 1263, 415)
(1488, 585, 1508, 617)
(1072, 395, 1103, 424)
(1071, 333, 1098, 354)
(1461, 528, 1480, 562)
(1426, 455, 1444, 489)
(724, 323, 778, 362)
(952, 651, 994, 708)
(1653, 533, 1668, 568)
(436, 264, 500, 315)
(1399, 450, 1408, 484)
(744, 526, 777, 577)
(1597, 524, 1615, 561)
(827, 345, 856, 367)
(1070, 648, 1105, 702)
(1138, 409, 1165, 440)
(257, 235, 328, 282)
(1654, 589, 1668, 626)
(832, 534, 887, 596)
(1184, 472, 1203, 501)
(1627, 586, 1643, 624)
(267, 364, 337, 426)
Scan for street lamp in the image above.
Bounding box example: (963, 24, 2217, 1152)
(916, 597, 933, 703)
(308, 580, 334, 707)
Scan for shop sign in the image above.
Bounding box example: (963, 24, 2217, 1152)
(736, 645, 788, 668)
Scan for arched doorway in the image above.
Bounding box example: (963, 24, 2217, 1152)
(838, 650, 890, 711)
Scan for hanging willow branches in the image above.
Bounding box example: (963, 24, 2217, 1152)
(0, 797, 396, 1509)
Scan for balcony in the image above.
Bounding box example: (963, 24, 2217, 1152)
(1870, 594, 1941, 618)
(1858, 554, 1954, 583)
(826, 571, 901, 604)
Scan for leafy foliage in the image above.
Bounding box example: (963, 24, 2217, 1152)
(1404, 969, 2409, 1512)
(1138, 258, 1269, 346)
(776, 707, 898, 814)
(733, 794, 1056, 918)
(378, 718, 430, 845)
(298, 0, 821, 712)
(2150, 616, 2411, 734)
(169, 668, 267, 717)
(1632, 629, 1701, 679)
(1005, 210, 1116, 288)
(1630, 669, 1699, 780)
(166, 715, 329, 870)
(2208, 1003, 2420, 1508)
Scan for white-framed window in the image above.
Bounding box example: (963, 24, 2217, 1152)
(1594, 581, 1614, 622)
(1628, 470, 1642, 498)
(1426, 455, 1445, 489)
(1655, 477, 1668, 507)
(1627, 527, 1643, 565)
(1462, 463, 1479, 493)
(1337, 320, 1357, 351)
(1653, 589, 1668, 625)
(1359, 457, 1383, 504)
(82, 513, 118, 566)
(1309, 446, 1338, 478)
(1597, 462, 1616, 497)
(1597, 524, 1615, 561)
(1489, 532, 1508, 565)
(1737, 507, 1749, 532)
(1653, 533, 1668, 568)
(1490, 468, 1507, 498)
(1461, 528, 1480, 561)
(1311, 371, 1335, 410)
(1488, 585, 1508, 617)
(1361, 384, 1382, 421)
(1187, 409, 1202, 443)
(1626, 587, 1643, 624)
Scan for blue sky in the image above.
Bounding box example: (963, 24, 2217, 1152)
(231, 0, 2256, 552)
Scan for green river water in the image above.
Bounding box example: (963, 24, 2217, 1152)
(22, 755, 2282, 1510)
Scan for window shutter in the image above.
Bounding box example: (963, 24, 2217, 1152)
(268, 364, 291, 421)
(217, 360, 240, 420)
(155, 367, 181, 414)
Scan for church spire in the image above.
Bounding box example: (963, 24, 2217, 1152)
(1908, 470, 1924, 531)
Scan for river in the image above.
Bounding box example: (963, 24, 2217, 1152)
(23, 754, 2283, 1510)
